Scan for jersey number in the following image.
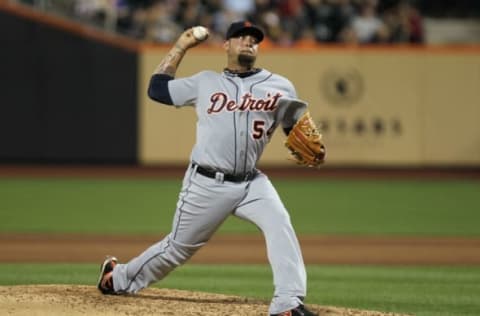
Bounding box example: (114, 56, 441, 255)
(252, 120, 273, 140)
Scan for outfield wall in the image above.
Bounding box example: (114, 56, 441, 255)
(140, 47, 480, 167)
(0, 4, 138, 163)
(1, 3, 479, 167)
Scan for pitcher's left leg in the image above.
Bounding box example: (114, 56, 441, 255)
(234, 173, 307, 315)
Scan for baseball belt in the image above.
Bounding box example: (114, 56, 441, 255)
(192, 163, 258, 183)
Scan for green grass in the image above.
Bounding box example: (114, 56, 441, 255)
(0, 263, 479, 316)
(0, 178, 479, 236)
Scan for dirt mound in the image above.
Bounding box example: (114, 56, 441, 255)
(0, 285, 409, 316)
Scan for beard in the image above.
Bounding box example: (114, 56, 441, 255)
(238, 53, 256, 68)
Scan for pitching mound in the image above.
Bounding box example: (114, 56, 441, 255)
(0, 285, 410, 316)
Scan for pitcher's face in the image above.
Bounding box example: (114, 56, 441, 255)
(224, 34, 259, 68)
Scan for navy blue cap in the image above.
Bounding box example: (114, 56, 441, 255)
(226, 21, 264, 43)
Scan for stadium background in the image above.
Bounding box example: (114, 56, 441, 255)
(0, 1, 479, 316)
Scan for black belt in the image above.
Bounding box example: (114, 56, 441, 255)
(192, 164, 257, 183)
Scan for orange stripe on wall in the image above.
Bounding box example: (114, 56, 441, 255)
(139, 38, 480, 55)
(0, 1, 140, 52)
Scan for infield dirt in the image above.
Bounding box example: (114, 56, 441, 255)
(0, 285, 412, 316)
(2, 233, 480, 265)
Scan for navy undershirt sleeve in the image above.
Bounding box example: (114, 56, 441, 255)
(147, 74, 174, 105)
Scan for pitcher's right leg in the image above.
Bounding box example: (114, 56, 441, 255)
(105, 165, 248, 294)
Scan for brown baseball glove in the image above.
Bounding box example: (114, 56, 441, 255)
(285, 111, 326, 167)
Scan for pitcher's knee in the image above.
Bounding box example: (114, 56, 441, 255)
(166, 236, 205, 265)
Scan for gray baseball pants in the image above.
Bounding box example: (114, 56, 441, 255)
(112, 164, 306, 314)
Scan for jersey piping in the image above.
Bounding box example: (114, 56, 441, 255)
(225, 77, 239, 175)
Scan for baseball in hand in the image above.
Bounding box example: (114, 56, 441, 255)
(192, 26, 209, 41)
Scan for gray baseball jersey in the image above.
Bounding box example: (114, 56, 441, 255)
(169, 69, 306, 174)
(112, 68, 308, 314)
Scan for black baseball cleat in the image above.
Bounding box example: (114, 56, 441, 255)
(97, 256, 118, 295)
(270, 304, 318, 316)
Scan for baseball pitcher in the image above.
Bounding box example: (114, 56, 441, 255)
(97, 21, 325, 316)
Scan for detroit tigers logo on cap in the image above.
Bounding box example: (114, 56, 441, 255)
(226, 21, 264, 43)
